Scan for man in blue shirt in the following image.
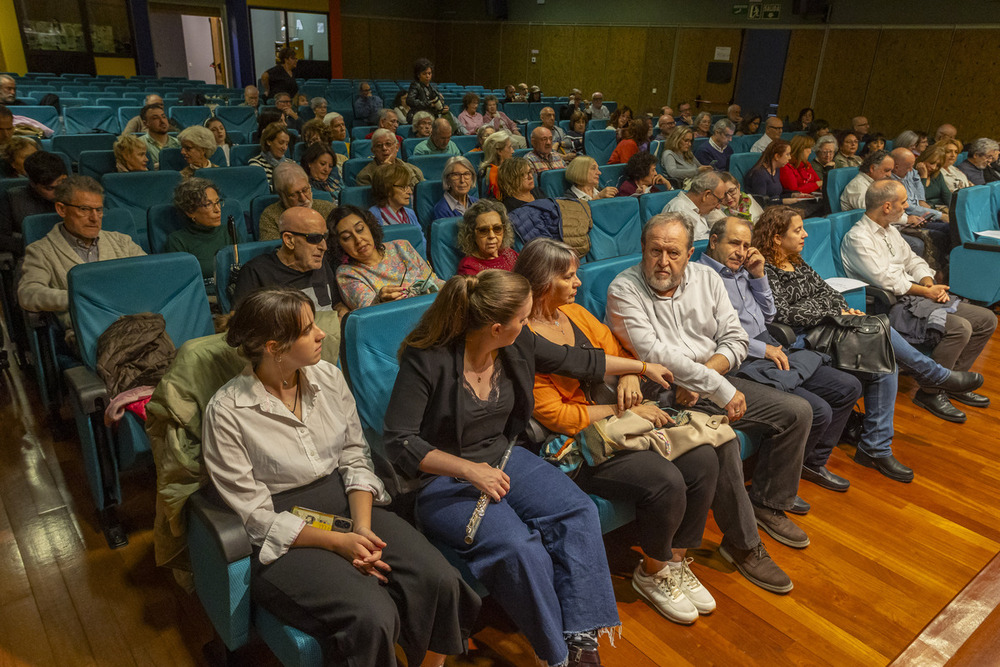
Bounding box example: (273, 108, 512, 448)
(697, 216, 861, 492)
(694, 119, 736, 171)
(352, 81, 383, 126)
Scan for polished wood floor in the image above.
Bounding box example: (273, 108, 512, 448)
(2, 322, 999, 666)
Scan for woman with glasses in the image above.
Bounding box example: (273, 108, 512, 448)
(166, 177, 233, 285)
(432, 156, 479, 221)
(708, 172, 763, 225)
(177, 126, 217, 179)
(369, 162, 420, 227)
(329, 205, 442, 310)
(456, 199, 518, 275)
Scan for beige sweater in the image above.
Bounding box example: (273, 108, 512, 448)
(258, 198, 336, 241)
(18, 223, 146, 331)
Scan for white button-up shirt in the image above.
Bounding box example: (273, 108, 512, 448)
(664, 192, 713, 241)
(203, 361, 388, 564)
(841, 214, 934, 296)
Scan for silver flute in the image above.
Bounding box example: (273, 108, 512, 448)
(464, 444, 515, 545)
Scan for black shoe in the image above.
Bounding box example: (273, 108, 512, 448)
(854, 450, 914, 483)
(923, 370, 984, 394)
(787, 496, 811, 516)
(947, 390, 990, 408)
(801, 464, 851, 492)
(912, 390, 966, 423)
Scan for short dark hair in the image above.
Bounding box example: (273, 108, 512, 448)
(624, 151, 657, 183)
(413, 58, 433, 79)
(277, 46, 297, 63)
(300, 142, 336, 175)
(860, 148, 890, 175)
(25, 151, 68, 186)
(326, 205, 384, 265)
(140, 103, 164, 122)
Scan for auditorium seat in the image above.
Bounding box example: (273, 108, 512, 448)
(586, 197, 642, 262)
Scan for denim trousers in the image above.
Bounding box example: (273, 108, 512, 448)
(416, 447, 620, 667)
(889, 326, 950, 387)
(854, 367, 898, 457)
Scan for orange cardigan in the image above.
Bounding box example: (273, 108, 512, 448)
(608, 139, 639, 165)
(530, 303, 633, 436)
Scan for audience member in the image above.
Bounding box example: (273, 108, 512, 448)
(355, 129, 424, 187)
(329, 205, 441, 310)
(241, 85, 259, 111)
(559, 92, 581, 121)
(309, 97, 328, 122)
(527, 85, 543, 103)
(300, 143, 342, 200)
(539, 106, 570, 155)
(261, 47, 298, 101)
(0, 136, 37, 177)
(353, 81, 382, 126)
(369, 162, 419, 226)
(564, 111, 588, 156)
(617, 151, 671, 197)
(165, 177, 230, 282)
(809, 119, 831, 138)
(852, 116, 872, 143)
(233, 207, 343, 314)
(935, 138, 973, 193)
(608, 106, 633, 140)
(934, 123, 957, 143)
(113, 134, 149, 173)
(737, 113, 761, 137)
(0, 151, 67, 256)
(658, 111, 677, 138)
(789, 108, 814, 133)
(914, 144, 952, 208)
(273, 92, 302, 132)
(300, 118, 330, 148)
(18, 176, 145, 344)
(779, 135, 822, 197)
(259, 162, 336, 241)
(586, 92, 610, 121)
(392, 90, 411, 125)
(565, 155, 618, 200)
(841, 180, 996, 421)
(890, 147, 949, 225)
(248, 122, 292, 189)
(661, 126, 711, 185)
(606, 212, 809, 588)
(479, 130, 515, 199)
(457, 93, 484, 136)
(474, 125, 495, 151)
(121, 94, 165, 135)
(674, 101, 694, 127)
(894, 130, 929, 156)
(694, 119, 736, 171)
(324, 111, 348, 143)
(691, 112, 713, 139)
(432, 156, 478, 220)
(727, 104, 743, 126)
(608, 119, 649, 165)
(859, 133, 886, 159)
(412, 118, 461, 156)
(365, 109, 403, 150)
(410, 110, 434, 139)
(956, 137, 999, 186)
(205, 117, 233, 166)
(481, 95, 525, 147)
(662, 170, 726, 241)
(840, 149, 894, 211)
(708, 172, 762, 225)
(502, 84, 522, 104)
(833, 131, 862, 168)
(177, 126, 217, 179)
(456, 199, 518, 275)
(203, 286, 477, 666)
(0, 75, 26, 106)
(746, 139, 816, 209)
(497, 156, 544, 212)
(406, 58, 453, 129)
(525, 127, 566, 174)
(141, 104, 180, 170)
(809, 135, 837, 183)
(751, 117, 783, 153)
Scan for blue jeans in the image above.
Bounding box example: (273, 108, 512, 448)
(856, 368, 898, 457)
(416, 447, 620, 666)
(890, 327, 949, 387)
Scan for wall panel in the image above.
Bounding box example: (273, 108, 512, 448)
(528, 24, 575, 98)
(778, 29, 822, 120)
(934, 29, 1000, 139)
(638, 27, 677, 114)
(603, 26, 647, 113)
(498, 24, 531, 90)
(671, 28, 742, 114)
(340, 16, 370, 80)
(812, 29, 879, 129)
(567, 26, 609, 104)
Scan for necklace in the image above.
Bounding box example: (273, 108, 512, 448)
(464, 351, 495, 385)
(268, 369, 300, 412)
(530, 312, 563, 330)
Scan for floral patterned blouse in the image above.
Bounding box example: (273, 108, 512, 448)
(764, 261, 847, 328)
(335, 239, 443, 310)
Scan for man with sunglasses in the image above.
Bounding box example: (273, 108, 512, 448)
(661, 170, 727, 242)
(18, 175, 145, 346)
(0, 151, 67, 257)
(258, 162, 335, 242)
(233, 206, 346, 316)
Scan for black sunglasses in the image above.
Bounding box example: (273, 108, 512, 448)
(284, 230, 328, 245)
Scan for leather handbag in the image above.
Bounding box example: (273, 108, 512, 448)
(804, 313, 897, 375)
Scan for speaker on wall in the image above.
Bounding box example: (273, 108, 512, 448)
(486, 0, 508, 20)
(706, 62, 733, 85)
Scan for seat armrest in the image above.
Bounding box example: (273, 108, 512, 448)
(525, 418, 555, 446)
(0, 250, 13, 271)
(766, 322, 796, 347)
(587, 381, 617, 406)
(188, 488, 252, 563)
(64, 365, 108, 414)
(865, 286, 897, 315)
(962, 241, 1000, 253)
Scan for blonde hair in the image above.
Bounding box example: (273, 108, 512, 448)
(564, 155, 596, 187)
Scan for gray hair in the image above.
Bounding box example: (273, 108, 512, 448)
(377, 108, 397, 123)
(441, 155, 475, 191)
(323, 111, 343, 124)
(893, 130, 919, 151)
(712, 118, 735, 134)
(371, 128, 395, 144)
(55, 175, 103, 203)
(708, 216, 751, 246)
(860, 149, 891, 176)
(173, 176, 219, 215)
(513, 237, 579, 304)
(177, 125, 217, 157)
(457, 199, 515, 256)
(0, 74, 14, 87)
(968, 137, 999, 157)
(481, 130, 512, 168)
(642, 212, 694, 250)
(411, 110, 434, 126)
(273, 161, 308, 193)
(688, 170, 722, 195)
(310, 97, 327, 110)
(865, 179, 904, 212)
(815, 134, 838, 151)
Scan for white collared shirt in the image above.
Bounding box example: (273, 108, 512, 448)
(664, 192, 712, 241)
(840, 172, 873, 211)
(203, 362, 388, 564)
(841, 214, 935, 296)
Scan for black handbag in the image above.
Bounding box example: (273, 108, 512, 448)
(804, 313, 897, 375)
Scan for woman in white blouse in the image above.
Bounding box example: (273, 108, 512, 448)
(202, 287, 480, 667)
(936, 138, 973, 193)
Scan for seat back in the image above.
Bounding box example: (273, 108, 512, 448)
(340, 185, 373, 209)
(538, 169, 567, 199)
(413, 180, 444, 232)
(342, 158, 369, 186)
(213, 106, 257, 135)
(584, 129, 617, 165)
(147, 200, 245, 254)
(587, 119, 607, 131)
(801, 217, 837, 279)
(638, 189, 682, 222)
(102, 171, 183, 251)
(429, 216, 463, 280)
(452, 135, 478, 153)
(953, 184, 996, 245)
(576, 253, 640, 321)
(503, 102, 528, 120)
(197, 165, 270, 214)
(118, 106, 142, 130)
(826, 167, 859, 214)
(728, 152, 758, 186)
(599, 163, 626, 189)
(52, 134, 117, 162)
(383, 224, 427, 261)
(586, 197, 642, 262)
(341, 294, 437, 436)
(731, 134, 762, 154)
(407, 154, 451, 182)
(229, 144, 259, 166)
(79, 150, 117, 179)
(15, 106, 61, 135)
(170, 106, 212, 128)
(158, 147, 187, 172)
(67, 253, 213, 370)
(22, 209, 139, 250)
(352, 139, 372, 159)
(63, 106, 118, 134)
(827, 209, 865, 276)
(351, 125, 376, 141)
(213, 240, 282, 312)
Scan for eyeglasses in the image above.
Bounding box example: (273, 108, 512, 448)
(286, 185, 311, 199)
(63, 202, 104, 215)
(284, 230, 328, 244)
(724, 187, 740, 199)
(393, 183, 413, 191)
(373, 142, 396, 150)
(197, 198, 225, 210)
(476, 224, 504, 237)
(449, 171, 473, 180)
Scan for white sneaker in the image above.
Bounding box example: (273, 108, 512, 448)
(632, 560, 698, 625)
(676, 557, 716, 614)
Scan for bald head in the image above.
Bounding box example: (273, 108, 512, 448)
(935, 123, 957, 142)
(540, 106, 556, 127)
(890, 147, 915, 177)
(531, 126, 553, 156)
(852, 116, 870, 135)
(430, 117, 452, 149)
(278, 206, 325, 234)
(277, 206, 328, 272)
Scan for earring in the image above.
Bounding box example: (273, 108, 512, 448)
(276, 355, 289, 387)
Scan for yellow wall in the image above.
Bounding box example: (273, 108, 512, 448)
(95, 57, 137, 77)
(0, 0, 26, 74)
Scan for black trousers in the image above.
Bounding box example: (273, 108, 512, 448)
(251, 474, 481, 667)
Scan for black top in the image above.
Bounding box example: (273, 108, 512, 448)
(0, 185, 55, 255)
(384, 328, 606, 479)
(458, 361, 514, 464)
(764, 261, 847, 329)
(265, 65, 297, 101)
(502, 189, 546, 212)
(232, 250, 341, 311)
(406, 81, 443, 119)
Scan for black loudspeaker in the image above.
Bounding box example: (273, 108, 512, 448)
(706, 62, 733, 85)
(486, 0, 508, 20)
(793, 0, 830, 17)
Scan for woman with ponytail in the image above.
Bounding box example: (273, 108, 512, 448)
(202, 287, 480, 667)
(383, 271, 675, 667)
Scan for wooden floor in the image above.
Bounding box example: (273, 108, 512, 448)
(2, 322, 1000, 667)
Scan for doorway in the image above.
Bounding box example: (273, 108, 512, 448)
(148, 4, 230, 85)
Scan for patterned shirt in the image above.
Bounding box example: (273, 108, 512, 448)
(525, 150, 566, 174)
(336, 239, 443, 310)
(764, 261, 847, 328)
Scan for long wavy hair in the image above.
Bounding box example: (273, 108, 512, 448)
(751, 205, 803, 267)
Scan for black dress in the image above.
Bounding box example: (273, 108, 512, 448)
(265, 65, 298, 101)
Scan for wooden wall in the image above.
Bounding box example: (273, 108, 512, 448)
(342, 17, 1000, 139)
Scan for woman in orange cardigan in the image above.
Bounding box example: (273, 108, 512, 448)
(514, 238, 724, 627)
